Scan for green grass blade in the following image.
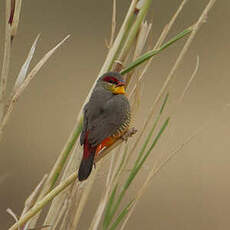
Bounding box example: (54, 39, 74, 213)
(133, 93, 169, 167)
(105, 118, 170, 228)
(103, 184, 118, 229)
(123, 118, 170, 191)
(159, 93, 169, 114)
(108, 200, 134, 230)
(113, 144, 129, 180)
(131, 118, 170, 182)
(116, 0, 153, 62)
(50, 120, 83, 188)
(120, 27, 192, 75)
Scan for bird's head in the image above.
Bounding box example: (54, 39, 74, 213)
(98, 72, 126, 95)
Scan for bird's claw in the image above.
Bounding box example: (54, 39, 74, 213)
(121, 127, 137, 142)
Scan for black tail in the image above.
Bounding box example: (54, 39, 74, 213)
(78, 151, 96, 181)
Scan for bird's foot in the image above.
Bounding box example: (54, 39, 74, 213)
(121, 127, 137, 142)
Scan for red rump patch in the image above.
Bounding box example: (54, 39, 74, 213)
(83, 132, 116, 160)
(83, 132, 96, 159)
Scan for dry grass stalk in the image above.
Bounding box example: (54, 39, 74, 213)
(0, 35, 70, 140)
(178, 55, 200, 103)
(99, 0, 138, 76)
(58, 182, 80, 230)
(69, 170, 97, 230)
(10, 0, 23, 40)
(0, 0, 23, 121)
(52, 196, 68, 230)
(108, 0, 117, 49)
(6, 208, 19, 230)
(106, 145, 123, 188)
(21, 174, 48, 218)
(0, 0, 11, 120)
(43, 141, 81, 227)
(128, 21, 152, 118)
(0, 2, 69, 150)
(88, 144, 125, 230)
(9, 172, 78, 230)
(155, 0, 188, 48)
(53, 182, 77, 230)
(116, 0, 152, 64)
(125, 21, 152, 86)
(14, 35, 40, 91)
(42, 143, 80, 227)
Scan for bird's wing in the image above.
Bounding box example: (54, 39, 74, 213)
(88, 96, 130, 147)
(80, 103, 89, 145)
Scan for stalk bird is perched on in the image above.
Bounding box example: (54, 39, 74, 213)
(78, 72, 131, 181)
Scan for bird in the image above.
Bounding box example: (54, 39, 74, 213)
(78, 72, 131, 181)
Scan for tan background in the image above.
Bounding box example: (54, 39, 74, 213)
(0, 0, 230, 229)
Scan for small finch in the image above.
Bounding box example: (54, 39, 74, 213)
(78, 72, 131, 181)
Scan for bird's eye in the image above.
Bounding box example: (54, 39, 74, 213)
(109, 80, 115, 84)
(103, 76, 119, 85)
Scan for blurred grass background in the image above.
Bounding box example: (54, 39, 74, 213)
(0, 0, 230, 229)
